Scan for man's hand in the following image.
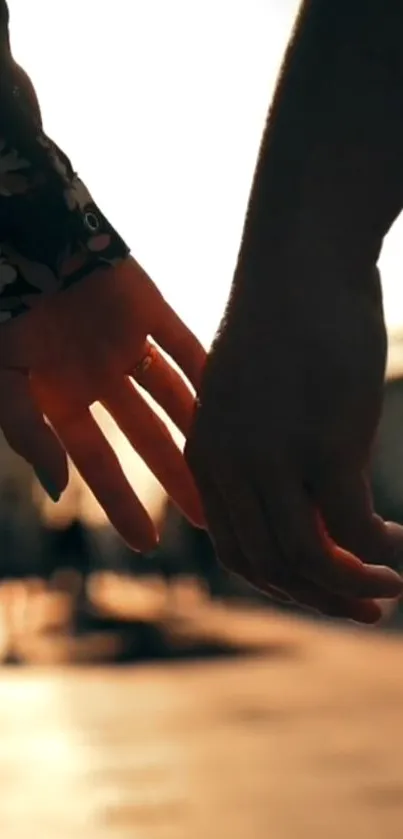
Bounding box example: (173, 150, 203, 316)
(186, 264, 403, 623)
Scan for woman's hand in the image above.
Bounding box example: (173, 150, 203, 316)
(0, 256, 206, 550)
(186, 266, 403, 623)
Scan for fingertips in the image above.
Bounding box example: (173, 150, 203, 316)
(281, 580, 382, 624)
(345, 599, 383, 624)
(311, 519, 403, 599)
(54, 410, 158, 552)
(0, 369, 68, 498)
(328, 541, 403, 599)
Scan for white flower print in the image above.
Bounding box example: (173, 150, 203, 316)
(37, 134, 71, 185)
(64, 175, 93, 212)
(0, 127, 129, 322)
(37, 136, 94, 212)
(0, 244, 59, 293)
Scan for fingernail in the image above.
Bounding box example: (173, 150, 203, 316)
(33, 468, 61, 503)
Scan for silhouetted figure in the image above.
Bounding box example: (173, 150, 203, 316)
(40, 519, 93, 580)
(0, 476, 42, 580)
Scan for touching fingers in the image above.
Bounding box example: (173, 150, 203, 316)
(152, 298, 207, 392)
(205, 457, 385, 618)
(187, 447, 381, 620)
(102, 377, 205, 528)
(276, 578, 382, 623)
(314, 469, 403, 571)
(0, 369, 68, 498)
(256, 464, 403, 600)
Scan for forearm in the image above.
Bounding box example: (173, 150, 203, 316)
(235, 0, 403, 297)
(0, 3, 129, 321)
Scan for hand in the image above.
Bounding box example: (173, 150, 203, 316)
(186, 265, 403, 623)
(0, 256, 206, 550)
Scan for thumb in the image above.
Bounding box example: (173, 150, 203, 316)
(316, 469, 403, 571)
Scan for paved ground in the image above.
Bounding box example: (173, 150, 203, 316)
(1, 609, 403, 839)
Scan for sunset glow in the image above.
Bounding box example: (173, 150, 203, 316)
(10, 0, 403, 524)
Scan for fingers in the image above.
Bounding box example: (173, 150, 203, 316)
(315, 470, 403, 570)
(0, 370, 68, 496)
(256, 465, 403, 599)
(102, 378, 205, 528)
(187, 446, 279, 569)
(130, 341, 196, 437)
(152, 299, 207, 392)
(186, 454, 291, 603)
(212, 458, 386, 615)
(279, 581, 382, 624)
(188, 448, 382, 621)
(53, 410, 157, 552)
(188, 457, 259, 583)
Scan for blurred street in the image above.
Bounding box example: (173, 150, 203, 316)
(3, 2, 403, 837)
(1, 609, 403, 839)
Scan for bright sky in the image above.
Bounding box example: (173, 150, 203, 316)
(8, 0, 403, 522)
(7, 0, 306, 346)
(10, 0, 403, 342)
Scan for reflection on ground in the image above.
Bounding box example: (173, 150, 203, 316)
(0, 612, 403, 838)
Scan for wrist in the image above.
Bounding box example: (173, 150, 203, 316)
(234, 137, 402, 313)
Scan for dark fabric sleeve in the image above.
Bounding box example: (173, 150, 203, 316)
(0, 0, 129, 322)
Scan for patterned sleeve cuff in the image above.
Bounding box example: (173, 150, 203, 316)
(0, 130, 130, 322)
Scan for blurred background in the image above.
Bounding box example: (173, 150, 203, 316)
(1, 1, 403, 837)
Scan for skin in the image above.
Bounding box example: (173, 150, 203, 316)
(186, 0, 403, 622)
(2, 0, 403, 621)
(0, 3, 206, 551)
(0, 257, 207, 550)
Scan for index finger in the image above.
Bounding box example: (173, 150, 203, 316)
(153, 298, 207, 393)
(53, 410, 157, 552)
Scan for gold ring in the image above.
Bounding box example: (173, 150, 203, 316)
(133, 343, 156, 377)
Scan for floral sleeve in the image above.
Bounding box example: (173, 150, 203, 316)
(0, 2, 130, 322)
(0, 132, 130, 322)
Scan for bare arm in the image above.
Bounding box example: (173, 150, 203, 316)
(234, 0, 403, 304)
(186, 0, 403, 623)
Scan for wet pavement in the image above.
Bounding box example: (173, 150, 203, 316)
(1, 610, 403, 839)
